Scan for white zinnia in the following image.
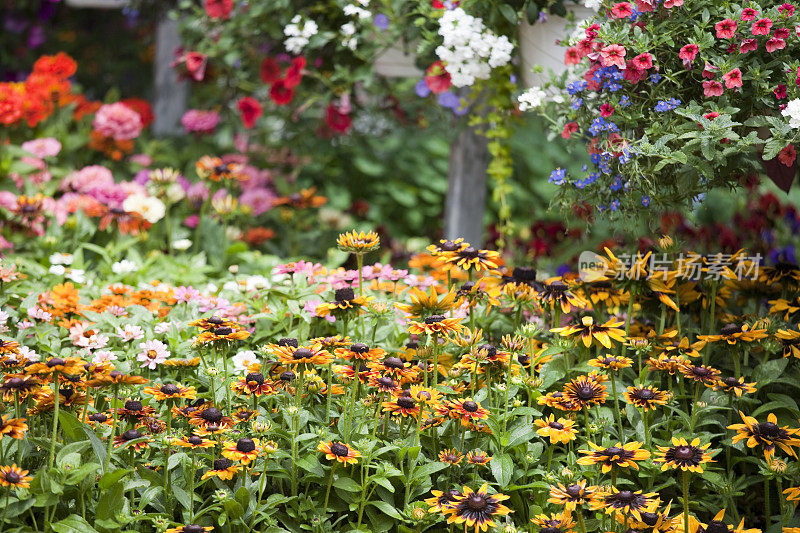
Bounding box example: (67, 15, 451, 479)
(232, 350, 259, 372)
(122, 194, 166, 224)
(112, 259, 138, 275)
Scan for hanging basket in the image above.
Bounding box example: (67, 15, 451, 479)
(518, 5, 598, 88)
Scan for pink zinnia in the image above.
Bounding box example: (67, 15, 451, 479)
(702, 80, 724, 97)
(599, 44, 627, 69)
(715, 18, 737, 39)
(21, 137, 61, 158)
(137, 339, 170, 369)
(766, 37, 786, 52)
(62, 165, 114, 194)
(611, 2, 633, 18)
(93, 103, 143, 141)
(181, 109, 220, 134)
(722, 68, 742, 89)
(751, 18, 773, 35)
(739, 38, 758, 53)
(740, 8, 758, 21)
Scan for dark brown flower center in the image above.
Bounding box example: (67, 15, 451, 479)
(278, 337, 298, 347)
(549, 280, 568, 292)
(236, 438, 256, 452)
(377, 377, 396, 388)
(705, 521, 729, 533)
(334, 288, 355, 302)
(459, 247, 480, 259)
(462, 400, 479, 412)
(576, 385, 596, 400)
(479, 344, 497, 357)
(720, 323, 741, 336)
(549, 421, 565, 430)
(640, 512, 659, 526)
(440, 240, 460, 252)
(397, 397, 416, 409)
(122, 429, 143, 441)
(384, 357, 405, 369)
(636, 388, 655, 400)
(201, 407, 223, 423)
(424, 315, 445, 324)
(758, 421, 780, 438)
(246, 373, 264, 385)
(207, 316, 224, 325)
(280, 371, 295, 382)
(88, 413, 108, 423)
(673, 446, 695, 460)
(616, 490, 635, 502)
(350, 343, 369, 354)
(188, 436, 204, 445)
(466, 493, 487, 511)
(330, 443, 349, 457)
(293, 348, 313, 360)
(109, 371, 122, 379)
(565, 484, 582, 498)
(213, 458, 233, 470)
(5, 471, 21, 484)
(213, 327, 232, 336)
(161, 384, 180, 395)
(5, 377, 24, 388)
(183, 525, 207, 533)
(124, 400, 143, 411)
(723, 377, 739, 386)
(605, 446, 623, 455)
(47, 358, 65, 367)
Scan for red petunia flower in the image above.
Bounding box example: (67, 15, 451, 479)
(775, 84, 788, 99)
(739, 38, 758, 53)
(631, 52, 653, 70)
(269, 79, 294, 106)
(715, 18, 737, 39)
(766, 37, 786, 53)
(237, 96, 262, 129)
(185, 52, 208, 82)
(740, 8, 758, 21)
(284, 57, 306, 89)
(778, 3, 795, 16)
(565, 47, 582, 66)
(204, 0, 233, 19)
(751, 18, 773, 36)
(611, 2, 633, 18)
(702, 80, 724, 97)
(325, 103, 351, 134)
(561, 122, 579, 139)
(775, 27, 791, 39)
(425, 61, 452, 94)
(679, 44, 698, 62)
(259, 58, 281, 84)
(600, 103, 615, 118)
(599, 44, 626, 69)
(779, 145, 797, 167)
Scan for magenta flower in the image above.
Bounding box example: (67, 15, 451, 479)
(93, 102, 143, 141)
(703, 80, 724, 97)
(751, 18, 773, 36)
(715, 18, 737, 39)
(181, 109, 220, 134)
(722, 68, 743, 89)
(599, 44, 627, 69)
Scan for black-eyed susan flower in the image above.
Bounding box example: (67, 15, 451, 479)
(537, 391, 580, 412)
(382, 395, 420, 418)
(564, 375, 608, 409)
(315, 288, 373, 317)
(407, 315, 464, 336)
(439, 449, 464, 465)
(143, 382, 197, 401)
(396, 286, 459, 318)
(713, 376, 756, 397)
(426, 238, 468, 256)
(447, 398, 490, 426)
(624, 385, 670, 411)
(86, 412, 113, 427)
(231, 408, 258, 424)
(538, 280, 588, 313)
(466, 450, 491, 466)
(776, 328, 800, 359)
(552, 316, 626, 348)
(26, 356, 85, 376)
(192, 323, 251, 346)
(0, 464, 32, 489)
(221, 438, 261, 465)
(272, 344, 332, 366)
(188, 406, 234, 429)
(534, 415, 578, 444)
(368, 375, 401, 395)
(684, 509, 761, 533)
(443, 247, 500, 273)
(443, 483, 511, 532)
(113, 429, 150, 450)
(0, 415, 27, 440)
(548, 480, 598, 511)
(589, 487, 658, 516)
(696, 323, 768, 345)
(408, 385, 442, 406)
(0, 374, 41, 401)
(231, 372, 274, 396)
(117, 399, 156, 420)
(661, 337, 703, 359)
(654, 437, 713, 472)
(334, 343, 386, 362)
(530, 511, 576, 533)
(337, 230, 380, 253)
(588, 354, 633, 371)
(425, 489, 461, 513)
(86, 370, 149, 388)
(647, 354, 687, 375)
(728, 411, 800, 460)
(577, 442, 651, 473)
(318, 441, 360, 465)
(369, 356, 417, 381)
(201, 458, 239, 480)
(163, 357, 201, 369)
(164, 525, 213, 533)
(679, 362, 721, 386)
(171, 435, 215, 449)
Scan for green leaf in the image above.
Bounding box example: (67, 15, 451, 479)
(235, 485, 250, 511)
(490, 454, 514, 488)
(224, 499, 244, 519)
(99, 468, 132, 490)
(369, 500, 403, 520)
(333, 477, 361, 492)
(52, 514, 100, 533)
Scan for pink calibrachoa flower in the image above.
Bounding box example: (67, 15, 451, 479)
(21, 138, 61, 158)
(679, 44, 699, 62)
(766, 37, 786, 53)
(702, 62, 719, 79)
(779, 3, 796, 16)
(751, 18, 773, 36)
(599, 44, 627, 69)
(565, 47, 582, 66)
(663, 0, 683, 8)
(600, 103, 615, 117)
(562, 122, 579, 139)
(775, 27, 791, 39)
(722, 68, 743, 89)
(93, 102, 143, 141)
(741, 8, 758, 21)
(775, 84, 788, 99)
(715, 18, 737, 39)
(739, 38, 758, 53)
(631, 53, 653, 70)
(635, 0, 653, 12)
(611, 2, 633, 18)
(703, 80, 724, 97)
(137, 339, 170, 369)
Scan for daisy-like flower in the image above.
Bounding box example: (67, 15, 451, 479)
(443, 483, 512, 532)
(0, 374, 41, 401)
(195, 155, 247, 182)
(447, 398, 490, 426)
(86, 370, 149, 388)
(654, 437, 713, 472)
(188, 315, 238, 331)
(272, 187, 327, 209)
(117, 399, 156, 420)
(189, 406, 234, 430)
(0, 464, 32, 489)
(548, 480, 598, 511)
(408, 385, 443, 406)
(337, 230, 380, 253)
(407, 314, 464, 336)
(113, 429, 150, 450)
(425, 488, 461, 513)
(661, 337, 703, 359)
(624, 385, 670, 411)
(439, 448, 464, 465)
(713, 376, 756, 397)
(577, 441, 651, 473)
(318, 441, 360, 465)
(0, 339, 20, 355)
(0, 415, 28, 439)
(426, 238, 468, 257)
(538, 391, 580, 412)
(369, 356, 417, 381)
(776, 328, 800, 359)
(334, 343, 386, 362)
(696, 323, 768, 345)
(685, 509, 761, 533)
(231, 408, 258, 424)
(315, 287, 373, 317)
(534, 415, 578, 444)
(563, 375, 608, 409)
(466, 450, 492, 465)
(382, 395, 420, 418)
(588, 354, 633, 371)
(647, 354, 687, 375)
(443, 246, 501, 273)
(530, 511, 576, 532)
(272, 344, 332, 366)
(231, 372, 274, 396)
(171, 435, 216, 449)
(163, 357, 201, 368)
(85, 413, 112, 427)
(201, 458, 240, 480)
(136, 340, 170, 369)
(164, 526, 213, 533)
(552, 316, 626, 348)
(193, 322, 251, 345)
(538, 280, 588, 313)
(589, 487, 658, 517)
(395, 286, 459, 318)
(728, 411, 800, 460)
(221, 438, 261, 465)
(679, 362, 721, 386)
(143, 382, 197, 401)
(25, 356, 85, 376)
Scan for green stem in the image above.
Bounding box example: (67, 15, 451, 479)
(49, 371, 60, 469)
(323, 463, 338, 514)
(106, 384, 119, 468)
(765, 476, 771, 529)
(610, 375, 624, 441)
(682, 470, 690, 533)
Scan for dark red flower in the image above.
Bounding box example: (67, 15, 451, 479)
(237, 97, 262, 129)
(269, 80, 294, 106)
(325, 104, 351, 134)
(779, 145, 797, 167)
(775, 84, 788, 99)
(425, 61, 451, 94)
(284, 57, 306, 89)
(259, 58, 282, 84)
(185, 52, 208, 82)
(561, 122, 579, 139)
(600, 103, 614, 117)
(204, 0, 233, 19)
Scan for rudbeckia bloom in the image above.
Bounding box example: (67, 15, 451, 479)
(334, 343, 386, 362)
(221, 438, 261, 465)
(382, 395, 421, 418)
(0, 464, 32, 489)
(164, 526, 213, 533)
(143, 382, 197, 401)
(466, 450, 492, 465)
(443, 483, 511, 532)
(679, 362, 721, 386)
(272, 344, 332, 366)
(713, 376, 756, 397)
(0, 339, 20, 355)
(538, 280, 588, 313)
(563, 375, 608, 409)
(337, 230, 380, 253)
(368, 374, 401, 394)
(0, 415, 27, 440)
(552, 315, 626, 348)
(407, 314, 464, 336)
(396, 286, 459, 318)
(654, 437, 713, 472)
(548, 480, 598, 511)
(439, 448, 464, 465)
(696, 323, 768, 345)
(369, 356, 417, 381)
(0, 374, 41, 401)
(113, 429, 150, 450)
(231, 372, 274, 396)
(318, 441, 360, 465)
(426, 238, 468, 256)
(534, 415, 578, 444)
(589, 487, 658, 516)
(408, 385, 442, 406)
(86, 370, 149, 388)
(116, 399, 156, 420)
(425, 489, 461, 513)
(530, 511, 576, 533)
(683, 509, 761, 533)
(577, 441, 651, 473)
(171, 435, 215, 449)
(647, 354, 687, 375)
(189, 406, 234, 429)
(201, 458, 240, 480)
(728, 411, 800, 460)
(443, 247, 501, 273)
(447, 398, 490, 426)
(624, 385, 670, 411)
(776, 328, 800, 358)
(588, 354, 633, 371)
(26, 356, 85, 376)
(192, 323, 250, 345)
(315, 288, 373, 317)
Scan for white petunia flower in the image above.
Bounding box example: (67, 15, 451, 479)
(112, 259, 138, 275)
(518, 87, 547, 111)
(50, 253, 74, 265)
(782, 99, 800, 129)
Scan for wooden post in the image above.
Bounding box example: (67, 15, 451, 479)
(152, 17, 187, 136)
(444, 124, 488, 246)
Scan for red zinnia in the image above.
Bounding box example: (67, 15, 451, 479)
(425, 61, 452, 94)
(325, 104, 351, 134)
(751, 18, 773, 36)
(259, 58, 282, 84)
(722, 68, 742, 89)
(204, 0, 233, 19)
(237, 96, 262, 129)
(120, 98, 154, 128)
(269, 80, 294, 106)
(715, 18, 737, 39)
(32, 52, 77, 80)
(284, 57, 306, 89)
(779, 145, 797, 167)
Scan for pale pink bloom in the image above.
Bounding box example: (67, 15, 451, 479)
(62, 165, 114, 193)
(18, 346, 40, 362)
(154, 322, 173, 334)
(108, 305, 127, 317)
(304, 299, 335, 323)
(722, 68, 742, 89)
(181, 109, 220, 134)
(76, 333, 110, 350)
(703, 80, 724, 97)
(17, 320, 34, 330)
(129, 154, 153, 166)
(137, 339, 170, 369)
(93, 102, 143, 141)
(92, 350, 118, 365)
(21, 137, 61, 158)
(116, 324, 145, 341)
(69, 322, 93, 343)
(599, 44, 627, 69)
(0, 191, 16, 211)
(27, 307, 52, 321)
